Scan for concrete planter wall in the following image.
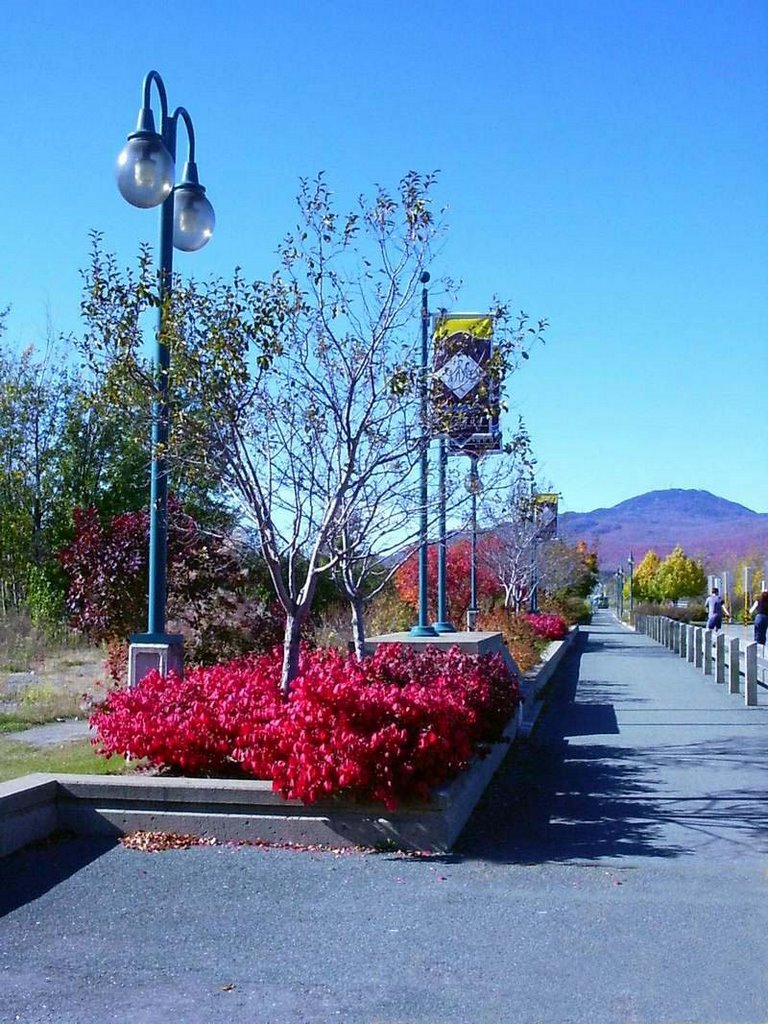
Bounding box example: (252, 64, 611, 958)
(1, 628, 578, 858)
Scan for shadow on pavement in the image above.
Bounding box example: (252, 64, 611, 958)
(454, 631, 687, 863)
(0, 835, 116, 917)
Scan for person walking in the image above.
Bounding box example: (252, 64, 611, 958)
(749, 590, 768, 646)
(704, 586, 730, 632)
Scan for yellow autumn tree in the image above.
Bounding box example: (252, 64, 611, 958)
(656, 546, 706, 605)
(633, 550, 663, 604)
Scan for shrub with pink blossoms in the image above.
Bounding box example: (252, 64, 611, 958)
(90, 643, 519, 809)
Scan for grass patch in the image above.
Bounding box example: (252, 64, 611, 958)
(0, 689, 86, 729)
(0, 711, 71, 734)
(0, 736, 137, 783)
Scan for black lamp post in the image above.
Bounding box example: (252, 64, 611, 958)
(116, 70, 214, 683)
(627, 551, 635, 615)
(410, 272, 437, 638)
(465, 454, 482, 630)
(616, 566, 625, 619)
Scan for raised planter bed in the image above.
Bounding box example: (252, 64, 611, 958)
(0, 628, 577, 858)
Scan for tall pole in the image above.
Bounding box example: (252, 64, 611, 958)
(410, 272, 437, 637)
(147, 116, 176, 637)
(627, 551, 635, 617)
(433, 437, 454, 632)
(529, 486, 538, 613)
(116, 70, 214, 683)
(744, 566, 752, 628)
(467, 453, 479, 630)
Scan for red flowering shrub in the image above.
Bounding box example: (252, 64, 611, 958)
(476, 608, 545, 672)
(90, 648, 284, 776)
(394, 539, 500, 623)
(525, 612, 568, 641)
(90, 644, 519, 809)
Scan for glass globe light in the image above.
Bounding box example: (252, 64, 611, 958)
(116, 131, 175, 209)
(172, 161, 214, 251)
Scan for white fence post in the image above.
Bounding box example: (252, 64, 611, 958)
(715, 632, 725, 684)
(687, 625, 695, 663)
(728, 637, 740, 694)
(703, 629, 713, 675)
(745, 642, 758, 706)
(694, 628, 703, 669)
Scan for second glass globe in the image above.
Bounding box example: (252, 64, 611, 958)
(172, 185, 215, 252)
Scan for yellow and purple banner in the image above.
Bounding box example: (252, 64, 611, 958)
(431, 313, 501, 453)
(533, 493, 559, 540)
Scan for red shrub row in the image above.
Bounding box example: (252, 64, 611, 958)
(90, 644, 519, 810)
(525, 612, 568, 640)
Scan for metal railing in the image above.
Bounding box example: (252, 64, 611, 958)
(635, 614, 764, 706)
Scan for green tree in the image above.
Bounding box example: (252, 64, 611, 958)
(656, 546, 706, 605)
(0, 338, 74, 611)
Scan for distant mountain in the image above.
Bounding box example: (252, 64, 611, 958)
(559, 489, 768, 571)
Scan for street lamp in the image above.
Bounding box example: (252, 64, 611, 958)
(116, 70, 214, 684)
(627, 551, 635, 616)
(616, 566, 625, 619)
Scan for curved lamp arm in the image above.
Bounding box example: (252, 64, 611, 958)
(116, 72, 214, 251)
(169, 106, 215, 252)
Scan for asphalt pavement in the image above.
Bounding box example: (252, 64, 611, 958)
(2, 611, 767, 1024)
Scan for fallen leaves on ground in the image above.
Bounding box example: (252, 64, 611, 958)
(119, 829, 435, 857)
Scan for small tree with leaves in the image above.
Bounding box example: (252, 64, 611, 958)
(80, 173, 545, 694)
(82, 174, 442, 694)
(656, 545, 706, 605)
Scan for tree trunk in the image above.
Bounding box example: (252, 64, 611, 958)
(32, 495, 42, 567)
(350, 597, 366, 660)
(280, 611, 305, 700)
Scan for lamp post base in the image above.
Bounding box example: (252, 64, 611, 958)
(128, 633, 184, 687)
(432, 620, 457, 633)
(409, 624, 438, 638)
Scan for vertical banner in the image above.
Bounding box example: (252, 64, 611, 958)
(431, 313, 501, 454)
(533, 492, 559, 540)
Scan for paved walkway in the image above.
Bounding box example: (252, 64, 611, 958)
(460, 610, 768, 862)
(3, 718, 92, 746)
(1, 612, 767, 1023)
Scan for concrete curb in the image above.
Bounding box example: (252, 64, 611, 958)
(0, 630, 578, 858)
(518, 625, 580, 736)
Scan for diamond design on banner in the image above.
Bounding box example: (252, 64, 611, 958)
(435, 352, 484, 399)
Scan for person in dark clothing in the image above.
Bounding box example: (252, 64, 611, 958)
(704, 587, 730, 631)
(749, 591, 768, 646)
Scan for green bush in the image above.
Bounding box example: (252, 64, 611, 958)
(24, 564, 68, 634)
(633, 601, 706, 624)
(543, 594, 591, 626)
(364, 587, 415, 636)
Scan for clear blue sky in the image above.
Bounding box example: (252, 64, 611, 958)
(3, 0, 766, 514)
